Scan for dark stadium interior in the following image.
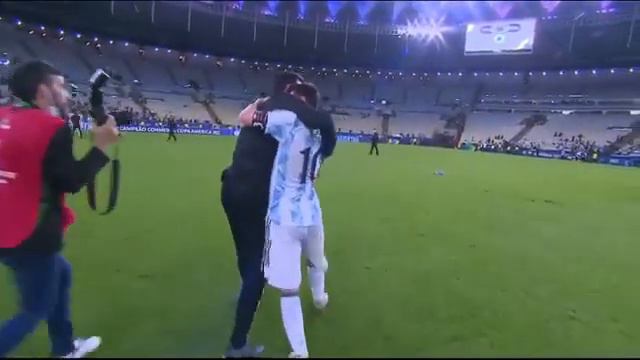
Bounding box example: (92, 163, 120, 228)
(1, 1, 639, 163)
(2, 1, 640, 71)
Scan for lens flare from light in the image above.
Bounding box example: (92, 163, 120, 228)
(402, 16, 453, 45)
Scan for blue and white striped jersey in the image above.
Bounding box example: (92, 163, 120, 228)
(265, 110, 323, 226)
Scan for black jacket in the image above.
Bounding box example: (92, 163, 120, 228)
(0, 127, 109, 255)
(70, 114, 81, 128)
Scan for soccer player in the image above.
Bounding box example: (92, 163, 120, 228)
(221, 73, 336, 358)
(239, 83, 329, 358)
(0, 61, 120, 358)
(369, 130, 380, 156)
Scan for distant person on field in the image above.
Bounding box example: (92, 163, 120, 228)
(369, 130, 380, 156)
(70, 111, 82, 139)
(167, 116, 177, 142)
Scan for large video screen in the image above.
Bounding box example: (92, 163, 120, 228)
(464, 18, 536, 56)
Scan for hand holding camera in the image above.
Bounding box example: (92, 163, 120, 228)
(92, 115, 120, 154)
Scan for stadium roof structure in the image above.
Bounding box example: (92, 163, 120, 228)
(1, 1, 639, 72)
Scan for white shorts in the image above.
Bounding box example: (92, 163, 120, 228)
(263, 221, 327, 290)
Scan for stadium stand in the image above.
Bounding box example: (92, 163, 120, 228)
(0, 20, 639, 158)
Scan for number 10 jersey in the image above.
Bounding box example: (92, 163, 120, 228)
(265, 110, 323, 227)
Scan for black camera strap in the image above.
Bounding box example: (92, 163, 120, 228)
(86, 69, 121, 215)
(87, 146, 120, 215)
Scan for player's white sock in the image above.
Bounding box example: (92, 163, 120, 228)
(308, 266, 325, 299)
(280, 295, 308, 357)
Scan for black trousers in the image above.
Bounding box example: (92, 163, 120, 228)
(72, 126, 83, 139)
(167, 131, 177, 142)
(369, 142, 379, 155)
(221, 172, 267, 349)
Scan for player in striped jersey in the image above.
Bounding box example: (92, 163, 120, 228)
(239, 83, 329, 358)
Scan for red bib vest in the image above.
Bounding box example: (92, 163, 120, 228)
(0, 106, 74, 249)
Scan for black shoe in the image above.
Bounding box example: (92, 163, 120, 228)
(224, 343, 265, 358)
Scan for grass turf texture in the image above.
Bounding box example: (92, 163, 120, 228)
(1, 133, 640, 357)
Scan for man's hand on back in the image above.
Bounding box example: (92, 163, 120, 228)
(239, 101, 259, 127)
(255, 97, 270, 111)
(238, 98, 271, 128)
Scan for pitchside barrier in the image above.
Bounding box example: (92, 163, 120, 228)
(117, 125, 640, 168)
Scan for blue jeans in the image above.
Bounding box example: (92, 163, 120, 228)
(0, 252, 74, 357)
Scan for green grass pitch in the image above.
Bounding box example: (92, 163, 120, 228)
(1, 133, 640, 357)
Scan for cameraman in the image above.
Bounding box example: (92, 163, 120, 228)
(0, 61, 120, 357)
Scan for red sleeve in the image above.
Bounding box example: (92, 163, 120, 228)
(60, 195, 76, 233)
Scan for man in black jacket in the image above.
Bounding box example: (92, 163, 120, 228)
(222, 72, 336, 357)
(70, 112, 83, 139)
(167, 116, 178, 142)
(0, 61, 120, 358)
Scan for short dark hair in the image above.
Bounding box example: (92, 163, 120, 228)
(273, 71, 304, 94)
(289, 82, 320, 109)
(8, 60, 62, 103)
